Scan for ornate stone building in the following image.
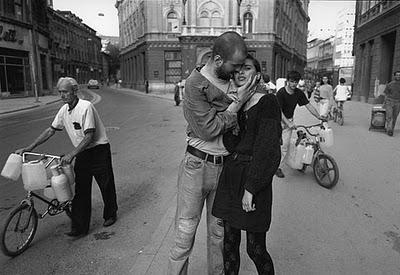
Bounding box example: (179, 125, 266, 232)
(353, 1, 400, 103)
(116, 0, 309, 93)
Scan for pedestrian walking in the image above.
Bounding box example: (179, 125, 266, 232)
(333, 77, 350, 113)
(318, 76, 334, 117)
(275, 71, 322, 178)
(383, 70, 400, 136)
(168, 31, 258, 275)
(16, 77, 118, 237)
(212, 55, 281, 275)
(313, 80, 321, 103)
(174, 80, 181, 106)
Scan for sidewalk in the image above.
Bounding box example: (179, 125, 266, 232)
(111, 84, 175, 102)
(0, 88, 98, 116)
(0, 95, 61, 115)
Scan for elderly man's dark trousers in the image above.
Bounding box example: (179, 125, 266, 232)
(71, 143, 118, 233)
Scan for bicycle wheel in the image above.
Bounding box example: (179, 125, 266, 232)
(313, 153, 339, 189)
(337, 111, 344, 126)
(1, 203, 38, 257)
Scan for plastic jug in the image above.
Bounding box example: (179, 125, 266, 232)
(320, 126, 334, 148)
(302, 145, 314, 165)
(50, 165, 72, 203)
(293, 144, 306, 169)
(61, 164, 75, 197)
(44, 186, 57, 200)
(22, 161, 47, 191)
(1, 153, 22, 181)
(61, 164, 75, 185)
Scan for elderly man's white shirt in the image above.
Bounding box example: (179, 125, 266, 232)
(51, 99, 108, 148)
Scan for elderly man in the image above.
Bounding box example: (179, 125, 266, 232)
(16, 77, 118, 237)
(384, 70, 400, 136)
(168, 31, 258, 275)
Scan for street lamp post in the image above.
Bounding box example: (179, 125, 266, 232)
(237, 0, 243, 26)
(182, 0, 187, 25)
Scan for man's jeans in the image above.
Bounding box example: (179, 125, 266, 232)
(280, 119, 293, 166)
(385, 98, 400, 132)
(168, 152, 224, 275)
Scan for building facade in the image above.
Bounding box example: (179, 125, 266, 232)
(306, 36, 336, 83)
(353, 0, 400, 103)
(116, 0, 310, 93)
(0, 0, 51, 98)
(49, 10, 102, 85)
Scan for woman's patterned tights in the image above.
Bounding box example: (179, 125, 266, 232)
(223, 221, 274, 275)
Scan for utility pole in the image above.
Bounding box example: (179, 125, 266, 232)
(29, 2, 41, 102)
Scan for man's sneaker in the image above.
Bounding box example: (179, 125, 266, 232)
(388, 130, 393, 136)
(275, 168, 285, 178)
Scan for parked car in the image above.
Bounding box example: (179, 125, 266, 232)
(88, 79, 100, 89)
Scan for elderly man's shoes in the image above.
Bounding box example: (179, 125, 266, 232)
(64, 229, 87, 238)
(103, 215, 117, 227)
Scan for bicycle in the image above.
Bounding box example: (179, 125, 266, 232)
(1, 152, 73, 257)
(295, 122, 340, 189)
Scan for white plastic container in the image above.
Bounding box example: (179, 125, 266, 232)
(320, 126, 334, 148)
(22, 161, 48, 191)
(50, 165, 72, 203)
(1, 153, 23, 181)
(61, 164, 75, 185)
(302, 145, 314, 165)
(61, 164, 75, 197)
(287, 143, 306, 170)
(44, 186, 57, 200)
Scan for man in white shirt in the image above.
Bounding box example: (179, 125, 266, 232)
(16, 77, 118, 237)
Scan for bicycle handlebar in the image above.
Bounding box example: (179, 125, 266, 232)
(22, 152, 61, 166)
(295, 121, 326, 137)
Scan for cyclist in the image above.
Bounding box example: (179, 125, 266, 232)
(332, 78, 350, 117)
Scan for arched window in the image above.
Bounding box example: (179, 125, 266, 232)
(167, 11, 179, 32)
(243, 12, 253, 33)
(198, 1, 222, 27)
(211, 11, 222, 26)
(199, 11, 209, 27)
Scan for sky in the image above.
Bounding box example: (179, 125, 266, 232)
(308, 0, 356, 34)
(53, 0, 119, 37)
(52, 0, 356, 38)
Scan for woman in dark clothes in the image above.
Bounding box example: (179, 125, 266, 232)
(212, 55, 282, 275)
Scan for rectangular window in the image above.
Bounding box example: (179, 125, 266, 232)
(3, 0, 15, 17)
(14, 0, 22, 20)
(165, 51, 181, 83)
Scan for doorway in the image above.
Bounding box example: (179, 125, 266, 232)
(380, 31, 396, 84)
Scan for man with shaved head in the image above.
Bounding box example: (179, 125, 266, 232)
(168, 31, 259, 275)
(16, 77, 118, 237)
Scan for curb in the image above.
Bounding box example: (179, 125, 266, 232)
(0, 104, 40, 115)
(45, 98, 62, 105)
(129, 194, 177, 275)
(114, 87, 174, 102)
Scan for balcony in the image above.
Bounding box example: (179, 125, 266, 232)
(181, 25, 242, 36)
(358, 1, 400, 27)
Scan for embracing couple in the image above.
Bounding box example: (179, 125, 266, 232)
(168, 31, 282, 275)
